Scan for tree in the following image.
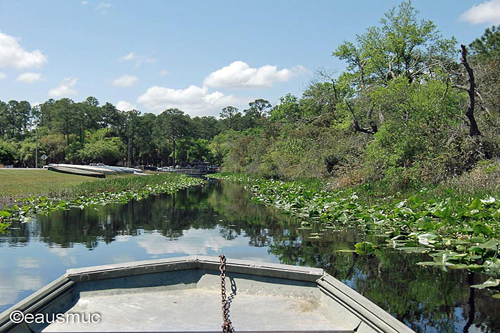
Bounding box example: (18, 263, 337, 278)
(301, 82, 338, 119)
(123, 110, 140, 166)
(82, 96, 102, 133)
(459, 45, 481, 137)
(135, 113, 157, 165)
(470, 25, 500, 59)
(3, 100, 31, 139)
(52, 98, 76, 145)
(39, 134, 66, 163)
(39, 99, 55, 130)
(333, 1, 456, 134)
(79, 137, 124, 165)
(18, 139, 37, 167)
(468, 25, 500, 126)
(0, 140, 16, 165)
(192, 116, 220, 140)
(220, 106, 241, 131)
(100, 102, 121, 130)
(0, 101, 7, 139)
(334, 1, 456, 87)
(245, 99, 272, 118)
(270, 94, 302, 124)
(155, 109, 190, 166)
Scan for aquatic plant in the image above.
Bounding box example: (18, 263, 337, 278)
(1, 174, 205, 225)
(209, 173, 500, 296)
(0, 214, 10, 233)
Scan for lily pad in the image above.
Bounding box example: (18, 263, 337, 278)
(354, 241, 376, 255)
(471, 278, 500, 289)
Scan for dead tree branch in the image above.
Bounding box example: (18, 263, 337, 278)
(460, 44, 481, 136)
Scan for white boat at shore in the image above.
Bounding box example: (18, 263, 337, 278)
(47, 164, 143, 178)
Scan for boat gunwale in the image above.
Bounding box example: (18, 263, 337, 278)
(318, 275, 413, 333)
(0, 276, 74, 332)
(66, 256, 325, 283)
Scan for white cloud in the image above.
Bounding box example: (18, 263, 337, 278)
(116, 101, 137, 111)
(0, 31, 48, 69)
(48, 246, 77, 265)
(0, 273, 44, 307)
(137, 84, 246, 116)
(460, 0, 500, 24)
(48, 77, 78, 98)
(159, 69, 169, 76)
(16, 72, 44, 83)
(96, 2, 112, 14)
(120, 52, 136, 61)
(0, 72, 6, 79)
(82, 0, 89, 5)
(115, 235, 132, 242)
(112, 255, 135, 263)
(136, 230, 236, 255)
(203, 61, 308, 89)
(119, 52, 158, 69)
(133, 57, 158, 69)
(112, 74, 138, 87)
(17, 257, 41, 269)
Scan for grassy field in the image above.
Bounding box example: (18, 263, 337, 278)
(0, 170, 205, 231)
(0, 169, 109, 199)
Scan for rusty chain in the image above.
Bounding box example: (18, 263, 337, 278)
(219, 254, 234, 333)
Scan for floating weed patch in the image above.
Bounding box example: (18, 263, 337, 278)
(0, 215, 9, 233)
(1, 174, 205, 226)
(209, 173, 500, 280)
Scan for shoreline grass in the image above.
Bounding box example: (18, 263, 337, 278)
(0, 170, 108, 200)
(0, 171, 205, 229)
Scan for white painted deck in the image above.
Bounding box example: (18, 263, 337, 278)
(45, 288, 354, 332)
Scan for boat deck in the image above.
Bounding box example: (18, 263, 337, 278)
(1, 256, 413, 333)
(45, 288, 354, 332)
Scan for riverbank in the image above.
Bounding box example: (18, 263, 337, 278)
(0, 172, 205, 230)
(0, 169, 108, 205)
(209, 173, 500, 295)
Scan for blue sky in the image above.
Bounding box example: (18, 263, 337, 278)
(0, 0, 498, 117)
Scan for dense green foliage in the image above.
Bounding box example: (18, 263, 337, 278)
(0, 96, 265, 168)
(212, 2, 500, 192)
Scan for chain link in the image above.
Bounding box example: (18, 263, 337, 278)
(219, 254, 234, 333)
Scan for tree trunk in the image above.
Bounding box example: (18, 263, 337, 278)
(460, 45, 481, 137)
(127, 136, 131, 167)
(172, 139, 176, 166)
(331, 77, 376, 134)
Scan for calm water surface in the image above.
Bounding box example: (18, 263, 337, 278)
(1, 180, 499, 332)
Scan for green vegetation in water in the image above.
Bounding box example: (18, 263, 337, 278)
(209, 173, 500, 297)
(0, 173, 205, 230)
(0, 215, 9, 233)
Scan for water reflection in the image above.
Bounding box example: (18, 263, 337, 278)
(0, 180, 499, 332)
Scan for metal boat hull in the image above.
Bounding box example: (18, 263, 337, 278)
(0, 256, 413, 332)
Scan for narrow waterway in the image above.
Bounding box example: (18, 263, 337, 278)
(1, 179, 499, 332)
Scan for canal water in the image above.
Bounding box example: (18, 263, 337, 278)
(1, 179, 499, 332)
